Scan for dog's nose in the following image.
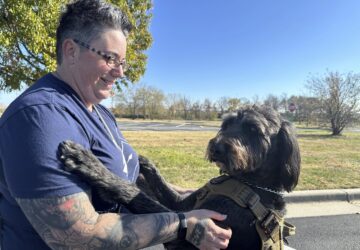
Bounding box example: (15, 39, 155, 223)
(209, 140, 225, 157)
(214, 144, 225, 156)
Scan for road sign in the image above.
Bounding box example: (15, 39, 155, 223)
(289, 103, 296, 112)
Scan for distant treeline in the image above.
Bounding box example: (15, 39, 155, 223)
(112, 70, 360, 136)
(112, 86, 313, 123)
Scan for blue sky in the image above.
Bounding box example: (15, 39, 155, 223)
(141, 0, 360, 102)
(1, 0, 360, 106)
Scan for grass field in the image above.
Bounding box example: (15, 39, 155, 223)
(123, 128, 360, 191)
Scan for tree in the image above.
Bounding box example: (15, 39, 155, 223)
(202, 98, 214, 120)
(165, 93, 182, 119)
(227, 98, 241, 112)
(252, 95, 261, 106)
(179, 96, 192, 120)
(191, 101, 202, 120)
(114, 83, 165, 119)
(264, 94, 280, 111)
(138, 85, 165, 119)
(279, 93, 288, 113)
(0, 0, 152, 92)
(287, 95, 321, 125)
(216, 96, 229, 116)
(307, 71, 360, 135)
(113, 84, 140, 118)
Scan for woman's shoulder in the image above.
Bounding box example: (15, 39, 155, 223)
(0, 74, 84, 125)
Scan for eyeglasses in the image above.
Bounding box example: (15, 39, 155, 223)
(73, 39, 127, 71)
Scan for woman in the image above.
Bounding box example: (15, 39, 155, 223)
(0, 0, 231, 249)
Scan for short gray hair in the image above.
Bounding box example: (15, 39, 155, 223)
(56, 0, 133, 64)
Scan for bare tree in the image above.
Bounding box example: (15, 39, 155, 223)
(114, 84, 165, 119)
(252, 95, 261, 106)
(203, 98, 215, 120)
(191, 101, 202, 120)
(114, 86, 140, 118)
(279, 93, 288, 113)
(307, 71, 360, 135)
(240, 97, 251, 106)
(227, 98, 242, 112)
(264, 94, 280, 110)
(288, 95, 321, 126)
(136, 86, 150, 118)
(146, 87, 166, 119)
(216, 96, 230, 116)
(179, 96, 192, 120)
(165, 93, 181, 119)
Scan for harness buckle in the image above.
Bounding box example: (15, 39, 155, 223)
(260, 212, 280, 239)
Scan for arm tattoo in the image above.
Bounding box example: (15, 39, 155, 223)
(16, 192, 180, 249)
(101, 213, 179, 249)
(17, 192, 88, 229)
(189, 222, 206, 247)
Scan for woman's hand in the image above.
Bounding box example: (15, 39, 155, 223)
(184, 209, 232, 250)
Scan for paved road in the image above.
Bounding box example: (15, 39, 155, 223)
(286, 214, 360, 250)
(117, 121, 219, 131)
(117, 120, 360, 132)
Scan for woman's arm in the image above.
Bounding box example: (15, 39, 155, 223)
(16, 191, 231, 250)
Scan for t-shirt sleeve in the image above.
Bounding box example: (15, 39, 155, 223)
(1, 104, 90, 199)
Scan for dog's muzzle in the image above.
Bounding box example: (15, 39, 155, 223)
(207, 138, 227, 162)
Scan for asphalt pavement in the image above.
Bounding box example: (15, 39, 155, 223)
(117, 121, 219, 131)
(284, 189, 360, 249)
(286, 214, 360, 250)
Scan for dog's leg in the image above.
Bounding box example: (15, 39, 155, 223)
(58, 141, 170, 214)
(139, 156, 199, 211)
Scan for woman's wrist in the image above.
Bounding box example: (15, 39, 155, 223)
(177, 212, 187, 240)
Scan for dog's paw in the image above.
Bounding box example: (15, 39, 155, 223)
(58, 141, 81, 171)
(139, 155, 159, 176)
(58, 140, 94, 172)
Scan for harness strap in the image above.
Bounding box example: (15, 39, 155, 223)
(283, 221, 296, 238)
(195, 175, 296, 249)
(198, 176, 270, 220)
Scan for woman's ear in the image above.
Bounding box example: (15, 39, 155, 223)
(62, 39, 77, 64)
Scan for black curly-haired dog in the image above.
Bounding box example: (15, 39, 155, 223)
(58, 105, 301, 250)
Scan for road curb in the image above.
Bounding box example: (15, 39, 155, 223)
(284, 188, 360, 203)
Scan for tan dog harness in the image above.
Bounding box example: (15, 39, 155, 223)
(194, 175, 295, 250)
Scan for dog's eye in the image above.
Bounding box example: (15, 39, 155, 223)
(249, 126, 257, 133)
(243, 124, 258, 134)
(249, 126, 258, 134)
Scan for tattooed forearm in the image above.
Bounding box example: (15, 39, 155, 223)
(16, 192, 180, 250)
(101, 213, 179, 249)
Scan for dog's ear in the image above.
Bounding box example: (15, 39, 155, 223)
(276, 121, 301, 192)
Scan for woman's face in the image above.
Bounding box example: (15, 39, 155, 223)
(70, 29, 127, 108)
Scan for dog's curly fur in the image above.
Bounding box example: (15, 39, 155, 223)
(58, 105, 301, 250)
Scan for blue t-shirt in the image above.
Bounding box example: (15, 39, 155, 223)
(0, 73, 139, 249)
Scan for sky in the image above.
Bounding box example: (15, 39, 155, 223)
(2, 0, 360, 106)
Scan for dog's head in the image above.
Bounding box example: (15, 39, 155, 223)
(206, 105, 301, 192)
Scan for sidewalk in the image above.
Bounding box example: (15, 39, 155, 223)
(284, 188, 360, 218)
